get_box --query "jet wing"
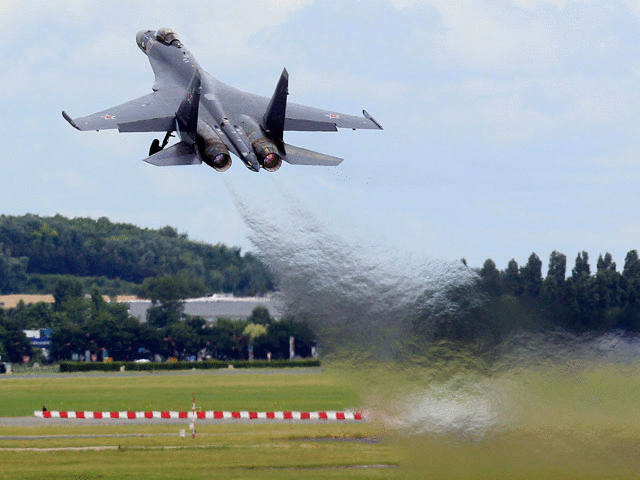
[214,78,382,133]
[62,90,181,133]
[284,105,382,132]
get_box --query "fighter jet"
[62,27,382,173]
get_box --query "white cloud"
[383,1,615,69]
[622,0,640,15]
[513,0,568,8]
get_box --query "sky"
[2,0,640,272]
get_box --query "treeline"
[0,277,314,364]
[473,250,640,336]
[406,250,640,354]
[0,214,274,296]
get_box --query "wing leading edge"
[62,91,180,133]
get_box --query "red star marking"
[103,115,115,120]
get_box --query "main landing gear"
[149,131,174,156]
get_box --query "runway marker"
[35,410,365,421]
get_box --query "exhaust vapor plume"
[225,178,480,356]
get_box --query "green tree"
[246,306,273,326]
[542,251,567,308]
[521,253,542,297]
[479,259,501,297]
[621,250,640,329]
[572,251,591,281]
[547,251,567,284]
[14,302,59,329]
[138,275,206,328]
[502,259,522,296]
[566,251,596,330]
[204,318,244,360]
[243,323,267,342]
[51,320,85,361]
[623,250,640,305]
[53,277,83,312]
[0,321,33,363]
[594,253,622,329]
[0,249,28,294]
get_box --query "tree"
[572,251,591,281]
[0,319,33,363]
[53,277,83,312]
[623,250,640,305]
[204,318,244,360]
[0,213,276,296]
[542,251,567,309]
[0,249,28,294]
[162,321,200,359]
[479,259,501,297]
[502,259,522,296]
[14,301,59,329]
[246,306,273,326]
[547,251,567,283]
[51,320,85,361]
[138,275,206,328]
[593,253,622,328]
[243,323,267,342]
[521,253,542,297]
[567,251,596,330]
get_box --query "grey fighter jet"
[62,27,382,173]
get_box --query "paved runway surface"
[1,416,364,427]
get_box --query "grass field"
[0,369,359,416]
[2,361,640,478]
[0,368,399,479]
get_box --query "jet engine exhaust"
[196,123,232,172]
[239,115,282,172]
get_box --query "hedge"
[59,359,321,373]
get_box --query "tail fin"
[175,69,202,145]
[263,68,288,148]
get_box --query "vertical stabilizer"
[263,68,289,148]
[175,69,202,145]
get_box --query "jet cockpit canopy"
[156,28,180,46]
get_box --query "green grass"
[0,370,359,416]
[2,360,640,478]
[0,424,398,480]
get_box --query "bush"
[59,358,320,373]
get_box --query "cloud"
[385,0,555,65]
[383,0,640,73]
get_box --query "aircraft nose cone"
[136,30,152,52]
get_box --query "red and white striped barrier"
[35,410,365,421]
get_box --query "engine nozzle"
[197,122,232,172]
[239,115,283,172]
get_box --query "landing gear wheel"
[149,139,161,156]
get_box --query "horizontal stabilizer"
[143,141,202,166]
[283,144,343,166]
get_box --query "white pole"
[191,393,196,439]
